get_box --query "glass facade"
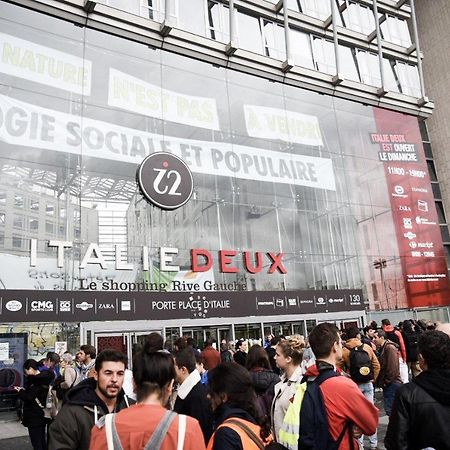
[0,1,448,361]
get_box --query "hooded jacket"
[18,369,54,428]
[48,378,133,450]
[250,368,280,396]
[382,324,407,361]
[385,369,450,450]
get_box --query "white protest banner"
[108,68,220,130]
[0,32,92,95]
[244,104,323,146]
[0,94,335,191]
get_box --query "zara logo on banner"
[137,152,193,210]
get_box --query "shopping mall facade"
[0,0,449,372]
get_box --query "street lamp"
[373,258,390,310]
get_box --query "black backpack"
[348,345,374,383]
[299,369,350,450]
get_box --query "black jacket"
[19,370,54,428]
[233,350,247,367]
[48,378,134,450]
[250,368,279,396]
[385,369,450,450]
[401,329,420,362]
[211,404,259,450]
[174,379,213,444]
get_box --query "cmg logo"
[137,152,193,210]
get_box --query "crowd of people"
[14,319,450,450]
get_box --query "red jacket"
[305,365,379,450]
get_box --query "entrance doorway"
[94,331,161,368]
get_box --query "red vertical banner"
[372,108,450,307]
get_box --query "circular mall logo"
[137,152,193,210]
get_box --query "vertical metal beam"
[226,0,238,55]
[282,0,293,72]
[373,0,387,96]
[330,0,342,84]
[409,0,427,103]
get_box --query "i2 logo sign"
[137,152,194,210]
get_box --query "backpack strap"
[223,418,265,450]
[143,410,177,450]
[177,414,186,450]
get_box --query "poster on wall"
[373,108,450,308]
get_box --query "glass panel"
[178,0,206,36]
[419,120,430,142]
[290,29,314,69]
[382,58,401,93]
[423,142,432,159]
[427,160,438,182]
[381,15,412,47]
[0,213,5,224]
[208,1,230,42]
[29,218,39,232]
[396,63,421,97]
[237,12,263,54]
[14,195,24,208]
[103,0,140,16]
[312,37,335,75]
[338,45,360,81]
[262,20,286,60]
[356,51,381,87]
[435,201,446,225]
[30,199,39,211]
[440,225,450,243]
[342,2,375,34]
[432,182,441,199]
[300,0,331,20]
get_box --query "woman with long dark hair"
[246,345,279,419]
[207,363,272,449]
[90,345,206,450]
[14,359,54,450]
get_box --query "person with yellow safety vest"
[206,363,273,450]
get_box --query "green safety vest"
[278,381,307,450]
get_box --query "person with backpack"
[297,323,378,450]
[341,327,380,450]
[207,363,273,449]
[90,347,205,450]
[52,352,81,406]
[14,359,54,450]
[246,344,280,420]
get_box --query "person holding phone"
[15,359,54,450]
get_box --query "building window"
[178,0,206,36]
[14,195,24,208]
[29,219,39,232]
[342,2,375,35]
[46,221,56,234]
[262,20,286,60]
[382,58,401,93]
[141,0,177,23]
[338,44,360,81]
[380,15,412,48]
[396,63,421,97]
[357,51,381,86]
[300,0,331,20]
[436,201,446,225]
[30,199,39,211]
[290,29,314,69]
[207,1,230,42]
[0,212,5,224]
[427,160,438,182]
[12,235,22,249]
[46,203,55,216]
[13,214,24,229]
[312,37,335,75]
[237,11,263,54]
